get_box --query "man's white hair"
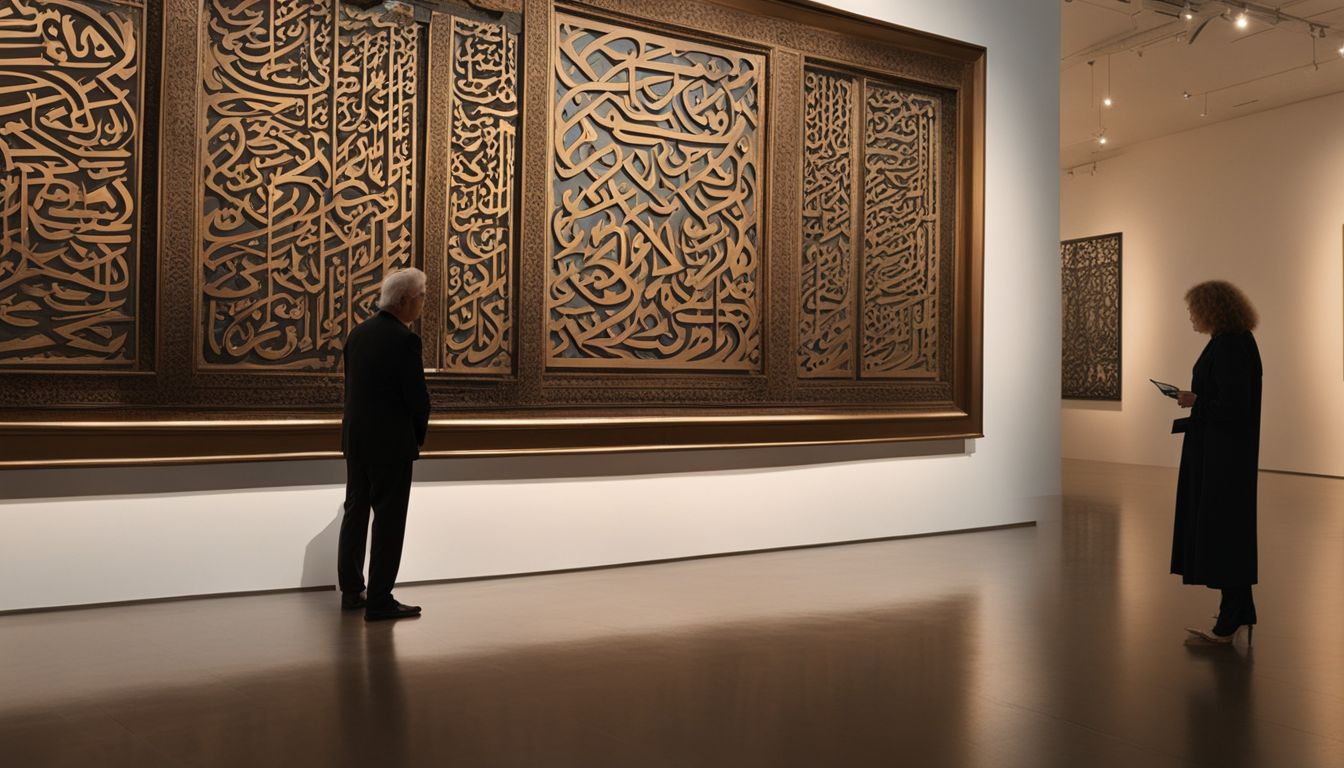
[377,268,426,310]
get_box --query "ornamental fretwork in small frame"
[0,0,985,466]
[1061,233,1122,401]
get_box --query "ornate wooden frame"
[0,0,984,467]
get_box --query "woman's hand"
[1177,391,1197,408]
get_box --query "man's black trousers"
[338,459,413,605]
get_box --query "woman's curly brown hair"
[1185,280,1258,334]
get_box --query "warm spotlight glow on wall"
[1235,12,1249,29]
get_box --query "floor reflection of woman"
[1171,280,1262,645]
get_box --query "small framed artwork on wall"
[1061,232,1122,401]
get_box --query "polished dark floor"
[3,460,1343,767]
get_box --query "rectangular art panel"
[798,67,942,381]
[443,16,518,375]
[199,0,418,370]
[798,68,855,379]
[0,0,144,368]
[861,81,940,379]
[548,11,764,371]
[1061,232,1122,400]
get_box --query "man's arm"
[401,333,431,446]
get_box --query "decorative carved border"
[0,0,985,467]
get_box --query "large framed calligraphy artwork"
[0,0,985,467]
[1061,233,1122,401]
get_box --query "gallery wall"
[0,0,1061,612]
[1061,89,1344,477]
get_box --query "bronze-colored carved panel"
[1061,233,1121,401]
[861,82,940,379]
[333,3,418,341]
[0,0,143,368]
[548,12,764,371]
[0,0,988,466]
[199,0,417,370]
[798,68,855,379]
[443,16,517,375]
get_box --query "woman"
[1172,280,1262,645]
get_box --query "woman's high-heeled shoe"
[1185,624,1254,646]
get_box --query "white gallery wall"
[1061,89,1344,477]
[0,0,1062,613]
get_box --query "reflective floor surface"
[2,460,1342,767]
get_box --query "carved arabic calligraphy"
[444,17,516,375]
[0,0,142,367]
[799,70,944,381]
[862,83,940,378]
[199,0,417,370]
[799,69,855,378]
[549,15,763,370]
[1061,233,1121,400]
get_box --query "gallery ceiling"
[1061,0,1344,168]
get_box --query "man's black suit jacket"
[341,310,431,462]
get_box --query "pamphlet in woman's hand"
[1150,379,1179,398]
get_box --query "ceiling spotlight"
[1098,135,1108,146]
[1183,90,1191,100]
[1184,11,1194,20]
[1103,96,1113,107]
[1339,43,1344,56]
[1235,12,1248,29]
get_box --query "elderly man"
[338,268,430,621]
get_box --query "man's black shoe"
[341,591,367,611]
[364,600,422,622]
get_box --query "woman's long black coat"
[1171,330,1262,587]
